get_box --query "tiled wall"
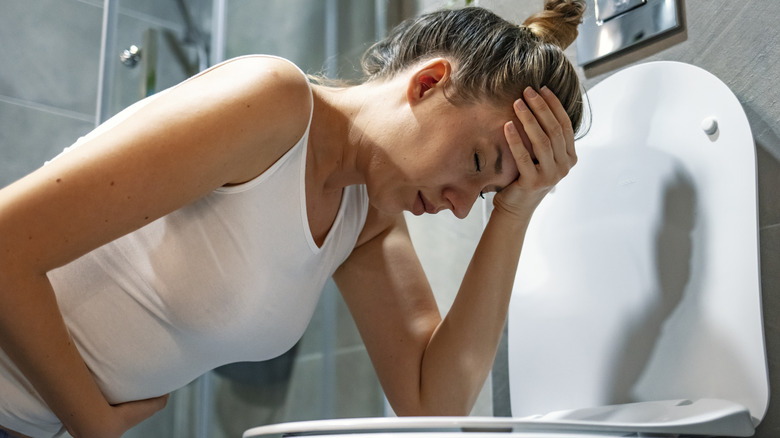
[0,0,101,188]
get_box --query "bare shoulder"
[208,56,312,116]
[161,56,314,184]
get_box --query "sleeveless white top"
[0,55,369,438]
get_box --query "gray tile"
[336,285,365,349]
[757,144,780,227]
[283,355,325,421]
[210,370,290,438]
[0,0,102,114]
[0,99,94,188]
[225,0,327,74]
[335,347,385,418]
[755,225,780,437]
[119,0,187,27]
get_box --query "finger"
[522,87,567,165]
[513,93,555,169]
[539,86,576,160]
[504,121,537,175]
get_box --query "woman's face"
[366,96,523,219]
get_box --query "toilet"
[243,61,768,437]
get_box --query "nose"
[442,186,480,219]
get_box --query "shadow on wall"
[606,162,695,403]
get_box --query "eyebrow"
[494,143,503,174]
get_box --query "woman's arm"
[0,56,311,437]
[334,86,576,415]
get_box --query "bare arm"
[0,56,311,437]
[334,86,576,415]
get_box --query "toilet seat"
[243,398,754,437]
[242,62,767,438]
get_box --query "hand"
[493,86,577,218]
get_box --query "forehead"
[448,100,515,145]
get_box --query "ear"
[406,58,452,105]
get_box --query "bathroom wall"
[0,0,208,189]
[0,0,100,188]
[468,1,780,436]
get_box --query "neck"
[308,79,404,194]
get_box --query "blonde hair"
[361,1,587,135]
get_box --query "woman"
[0,1,586,437]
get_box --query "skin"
[0,55,575,438]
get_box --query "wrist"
[490,197,537,225]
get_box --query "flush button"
[596,0,647,22]
[701,117,718,135]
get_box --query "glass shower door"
[97,0,212,124]
[91,1,392,438]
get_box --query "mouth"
[419,192,436,214]
[412,191,437,216]
[412,191,425,216]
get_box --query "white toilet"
[243,61,768,437]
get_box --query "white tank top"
[0,56,369,438]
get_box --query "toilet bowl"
[243,61,768,437]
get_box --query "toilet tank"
[506,61,769,425]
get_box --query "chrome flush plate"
[576,0,682,66]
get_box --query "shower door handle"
[119,28,158,98]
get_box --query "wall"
[0,0,100,188]
[472,1,779,436]
[0,0,206,189]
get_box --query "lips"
[412,191,425,216]
[421,192,437,214]
[412,191,439,215]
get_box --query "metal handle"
[120,45,141,67]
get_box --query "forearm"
[0,271,119,438]
[417,207,531,415]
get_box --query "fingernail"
[524,87,537,98]
[514,98,528,112]
[540,86,552,96]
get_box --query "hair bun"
[522,0,586,50]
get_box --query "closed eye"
[475,152,486,199]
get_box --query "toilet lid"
[506,61,767,428]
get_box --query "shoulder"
[169,56,313,184]
[202,56,312,125]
